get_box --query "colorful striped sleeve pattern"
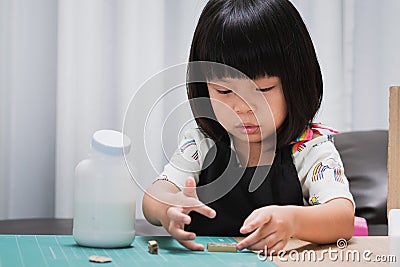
[291,123,355,209]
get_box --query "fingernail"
[184,217,191,224]
[210,210,216,218]
[237,244,243,250]
[190,234,196,240]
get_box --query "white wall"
[352,0,400,130]
[292,0,400,132]
[0,0,58,219]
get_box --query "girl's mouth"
[237,124,260,134]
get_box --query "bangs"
[192,0,285,81]
[188,0,323,147]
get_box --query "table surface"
[0,219,397,266]
[0,235,278,267]
[0,235,398,267]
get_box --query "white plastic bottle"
[73,129,136,248]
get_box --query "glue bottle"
[73,129,136,248]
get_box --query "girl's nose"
[234,96,254,114]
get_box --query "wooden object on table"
[148,240,159,254]
[388,86,400,215]
[88,255,112,263]
[207,243,237,252]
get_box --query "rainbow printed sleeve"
[291,123,355,208]
[157,128,215,188]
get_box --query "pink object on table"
[353,216,368,236]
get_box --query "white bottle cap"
[91,129,131,156]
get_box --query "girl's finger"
[237,227,273,250]
[241,210,258,228]
[240,212,272,234]
[177,194,217,219]
[250,240,286,256]
[168,221,196,240]
[190,204,216,219]
[178,240,205,251]
[167,206,192,224]
[267,240,287,255]
[246,232,281,252]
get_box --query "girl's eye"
[256,87,274,92]
[216,89,232,94]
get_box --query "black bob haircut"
[187,0,323,149]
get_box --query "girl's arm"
[237,198,354,252]
[291,198,354,243]
[142,179,180,227]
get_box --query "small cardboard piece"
[207,243,237,252]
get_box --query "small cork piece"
[148,240,159,254]
[207,243,237,252]
[88,255,112,263]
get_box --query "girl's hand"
[161,177,216,251]
[237,205,296,254]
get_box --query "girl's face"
[207,76,287,144]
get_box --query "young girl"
[142,0,355,253]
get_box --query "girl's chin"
[232,134,262,143]
[231,132,276,144]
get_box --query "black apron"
[185,142,304,236]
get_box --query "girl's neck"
[232,137,276,167]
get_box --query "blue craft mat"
[0,235,277,267]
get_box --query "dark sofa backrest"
[334,130,388,225]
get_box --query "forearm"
[142,180,180,226]
[292,198,354,244]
